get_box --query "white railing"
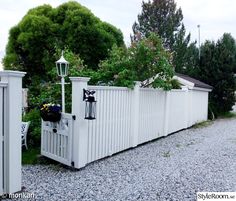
[41,113,74,166]
[0,71,25,196]
[42,77,210,169]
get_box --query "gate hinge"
[72,115,76,120]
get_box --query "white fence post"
[69,77,90,169]
[0,70,25,194]
[163,91,170,136]
[131,82,140,147]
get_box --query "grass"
[163,151,171,158]
[192,120,213,129]
[218,112,236,119]
[22,147,40,165]
[22,147,63,166]
[192,112,236,129]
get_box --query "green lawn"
[219,111,236,119]
[22,147,40,165]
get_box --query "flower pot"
[40,111,61,122]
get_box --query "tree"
[3,1,124,85]
[132,0,184,49]
[131,0,192,72]
[97,33,175,90]
[193,33,236,116]
[175,41,199,75]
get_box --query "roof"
[175,73,213,90]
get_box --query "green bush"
[97,33,175,90]
[170,79,181,89]
[23,108,41,147]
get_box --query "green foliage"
[23,49,90,146]
[176,42,199,75]
[132,0,183,49]
[132,0,193,73]
[22,147,40,164]
[97,33,175,90]
[4,1,124,86]
[170,79,181,89]
[192,33,236,116]
[192,120,213,129]
[22,108,41,146]
[218,112,236,119]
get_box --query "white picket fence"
[41,77,210,169]
[0,71,25,196]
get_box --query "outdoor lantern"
[56,51,69,77]
[55,51,69,113]
[83,89,96,120]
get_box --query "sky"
[1,0,236,70]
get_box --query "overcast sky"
[1,0,236,69]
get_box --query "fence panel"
[138,89,166,144]
[87,86,133,163]
[191,90,209,124]
[167,90,188,134]
[41,113,74,166]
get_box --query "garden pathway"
[7,118,236,200]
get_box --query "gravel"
[5,118,236,201]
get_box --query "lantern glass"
[56,63,61,76]
[85,100,96,120]
[56,52,69,77]
[61,63,66,76]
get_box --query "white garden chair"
[21,121,30,150]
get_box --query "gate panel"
[41,113,74,166]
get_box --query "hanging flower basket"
[40,103,62,122]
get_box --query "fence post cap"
[0,70,26,78]
[69,77,90,82]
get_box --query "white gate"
[41,113,74,166]
[0,83,7,195]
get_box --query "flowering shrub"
[40,103,62,122]
[40,103,61,113]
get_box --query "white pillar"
[131,82,140,147]
[69,77,90,169]
[0,70,26,194]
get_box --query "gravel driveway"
[7,118,236,201]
